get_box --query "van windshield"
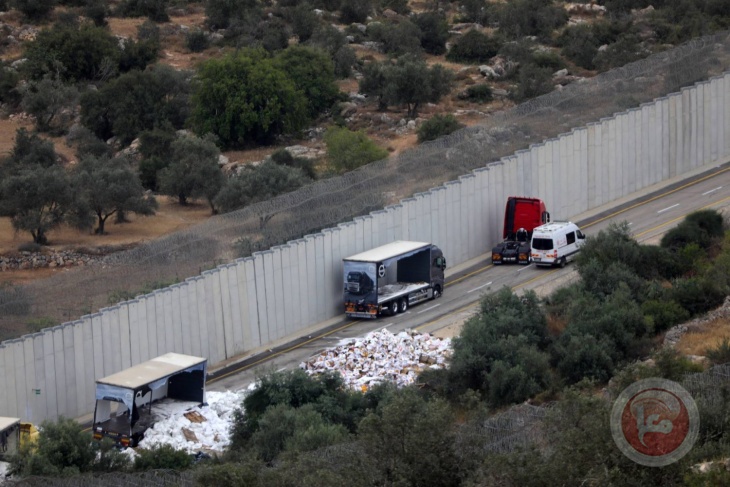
[532,238,554,250]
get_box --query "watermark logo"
[610,378,699,467]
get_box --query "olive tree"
[158,135,224,212]
[71,155,157,235]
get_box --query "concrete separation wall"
[1,72,729,424]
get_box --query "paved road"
[208,165,730,393]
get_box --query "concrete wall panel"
[40,333,57,418]
[273,249,288,340]
[313,233,326,324]
[243,258,261,349]
[21,337,35,420]
[2,342,17,416]
[176,284,192,356]
[231,260,250,352]
[275,247,293,338]
[217,267,233,357]
[207,270,226,361]
[61,324,76,417]
[118,302,131,370]
[106,306,121,374]
[193,277,210,362]
[31,334,47,421]
[209,270,225,363]
[128,300,141,365]
[0,345,7,415]
[252,252,270,345]
[168,285,183,354]
[183,280,201,358]
[304,235,318,326]
[322,231,336,320]
[71,320,87,418]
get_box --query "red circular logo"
[611,379,699,467]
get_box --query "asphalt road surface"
[207,164,730,394]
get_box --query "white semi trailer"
[343,241,446,319]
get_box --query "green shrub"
[115,0,170,22]
[270,148,317,179]
[366,20,422,57]
[531,50,565,71]
[446,29,502,63]
[11,0,56,21]
[417,114,463,143]
[554,333,615,384]
[340,0,371,23]
[324,126,388,172]
[185,29,209,52]
[333,45,357,79]
[670,277,727,316]
[412,12,449,55]
[462,84,493,103]
[84,0,108,27]
[0,64,21,108]
[10,417,97,477]
[459,0,494,25]
[510,63,554,101]
[379,0,409,15]
[641,299,690,333]
[638,244,687,280]
[485,345,552,406]
[288,2,319,43]
[557,23,599,70]
[593,34,646,71]
[705,338,730,366]
[498,0,568,41]
[26,316,57,332]
[133,444,192,471]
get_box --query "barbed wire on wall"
[1,31,729,334]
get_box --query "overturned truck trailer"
[92,353,207,447]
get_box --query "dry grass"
[674,318,730,356]
[546,314,568,337]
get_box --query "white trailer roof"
[96,353,206,390]
[0,417,20,431]
[344,241,431,263]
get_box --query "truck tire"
[389,300,399,315]
[400,298,408,313]
[559,257,566,268]
[432,285,442,299]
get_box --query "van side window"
[577,230,585,239]
[566,232,576,245]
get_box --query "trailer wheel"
[389,300,399,315]
[400,298,408,313]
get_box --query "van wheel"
[389,300,399,315]
[400,298,408,313]
[559,257,566,268]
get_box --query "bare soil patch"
[0,196,211,284]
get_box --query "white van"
[530,221,585,267]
